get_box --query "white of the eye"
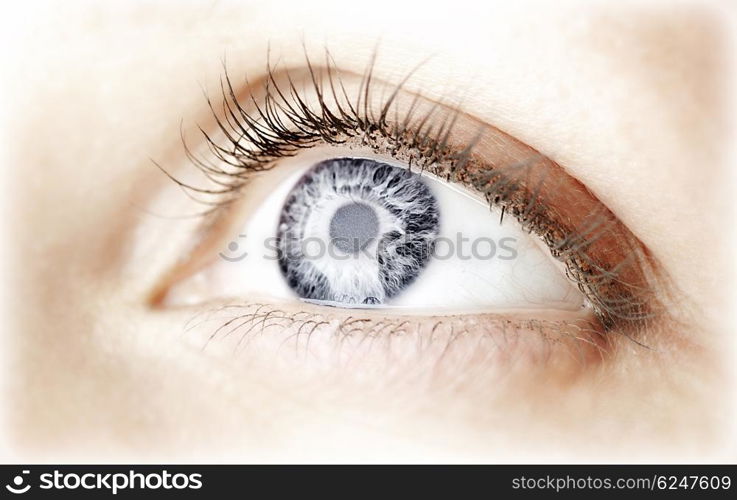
[164,151,585,314]
[162,161,306,307]
[386,175,585,312]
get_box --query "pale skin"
[3,0,736,461]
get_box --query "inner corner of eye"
[162,154,587,315]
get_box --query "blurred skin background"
[1,0,736,462]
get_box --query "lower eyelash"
[182,301,612,374]
[162,47,664,334]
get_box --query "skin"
[2,0,736,461]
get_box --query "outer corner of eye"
[159,153,588,320]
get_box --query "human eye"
[148,49,662,367]
[172,153,584,314]
[12,2,731,462]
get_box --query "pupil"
[329,202,379,253]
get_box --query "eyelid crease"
[162,47,666,336]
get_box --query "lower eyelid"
[177,300,610,381]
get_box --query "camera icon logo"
[5,470,31,494]
[219,233,249,262]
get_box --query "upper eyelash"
[162,46,664,335]
[175,53,469,199]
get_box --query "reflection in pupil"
[329,202,379,253]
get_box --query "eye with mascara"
[167,150,587,314]
[156,51,662,360]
